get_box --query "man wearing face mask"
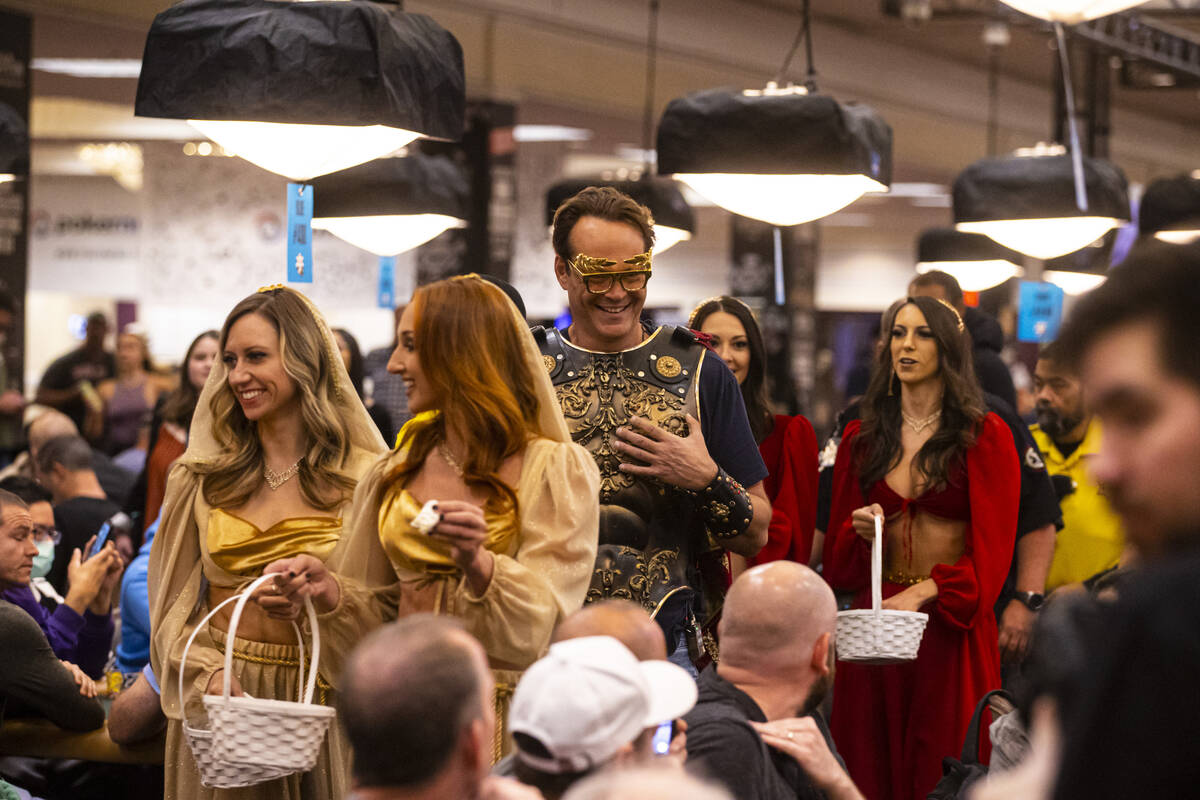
[1031,341,1125,593]
[0,475,121,678]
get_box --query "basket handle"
[179,580,306,710]
[222,573,322,705]
[870,513,883,620]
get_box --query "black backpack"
[927,689,1014,800]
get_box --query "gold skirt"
[164,630,347,800]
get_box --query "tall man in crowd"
[535,187,769,670]
[986,242,1200,800]
[35,312,113,439]
[1031,341,1125,592]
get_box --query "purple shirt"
[0,585,113,678]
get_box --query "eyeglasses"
[33,525,61,545]
[568,252,653,295]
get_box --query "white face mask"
[32,539,55,579]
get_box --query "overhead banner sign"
[1017,280,1065,343]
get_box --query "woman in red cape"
[690,296,819,567]
[824,296,1018,800]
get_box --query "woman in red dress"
[689,296,818,566]
[823,296,1018,800]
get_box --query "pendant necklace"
[901,409,941,434]
[264,458,303,490]
[438,443,465,478]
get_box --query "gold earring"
[887,368,895,396]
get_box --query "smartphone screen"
[89,522,111,558]
[652,720,674,755]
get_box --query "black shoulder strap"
[961,689,1014,764]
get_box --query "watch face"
[1022,592,1045,611]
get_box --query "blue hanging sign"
[1017,281,1064,343]
[378,256,396,308]
[287,183,313,283]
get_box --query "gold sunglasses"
[568,252,653,295]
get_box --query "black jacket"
[963,307,1017,412]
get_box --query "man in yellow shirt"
[1031,342,1124,592]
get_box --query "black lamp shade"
[135,0,465,140]
[953,154,1129,224]
[312,154,468,219]
[656,88,891,183]
[1139,173,1200,235]
[917,228,1022,264]
[0,103,28,175]
[544,178,695,234]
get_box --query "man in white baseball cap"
[507,635,697,799]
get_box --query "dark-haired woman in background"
[823,296,1019,800]
[689,296,819,566]
[333,328,392,443]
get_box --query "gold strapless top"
[207,508,342,577]
[379,487,517,575]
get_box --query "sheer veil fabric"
[317,277,599,685]
[149,287,387,723]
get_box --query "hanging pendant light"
[545,177,694,254]
[658,84,890,228]
[310,154,469,257]
[997,1,1149,24]
[915,228,1024,292]
[1139,172,1200,245]
[656,0,890,227]
[135,0,465,181]
[953,147,1129,260]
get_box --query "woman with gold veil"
[262,275,600,760]
[149,286,386,800]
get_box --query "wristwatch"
[1014,591,1045,612]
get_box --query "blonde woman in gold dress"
[262,275,600,760]
[149,286,385,800]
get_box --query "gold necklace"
[901,409,942,434]
[438,443,465,477]
[263,458,302,490]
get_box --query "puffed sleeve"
[929,413,1019,630]
[750,415,819,566]
[822,421,872,592]
[447,438,600,668]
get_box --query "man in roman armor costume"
[535,187,769,670]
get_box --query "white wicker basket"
[203,573,336,771]
[179,590,298,788]
[836,514,928,663]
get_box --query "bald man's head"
[553,599,667,661]
[28,410,79,454]
[719,562,837,676]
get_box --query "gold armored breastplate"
[535,325,708,619]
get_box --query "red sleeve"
[750,415,819,566]
[928,412,1019,630]
[822,420,872,591]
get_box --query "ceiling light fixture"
[915,228,1024,291]
[997,1,1149,24]
[134,0,465,182]
[657,0,890,227]
[1139,172,1200,245]
[311,154,469,257]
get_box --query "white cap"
[508,636,697,774]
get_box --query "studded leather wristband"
[696,467,754,540]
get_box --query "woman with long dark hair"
[823,295,1019,800]
[689,296,818,565]
[332,327,392,442]
[260,275,600,760]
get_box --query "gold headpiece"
[933,297,967,332]
[257,283,285,293]
[687,295,756,329]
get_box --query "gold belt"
[213,639,333,705]
[883,569,930,586]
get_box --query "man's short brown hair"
[550,186,655,262]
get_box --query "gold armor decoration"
[655,355,682,379]
[542,354,556,374]
[586,546,680,612]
